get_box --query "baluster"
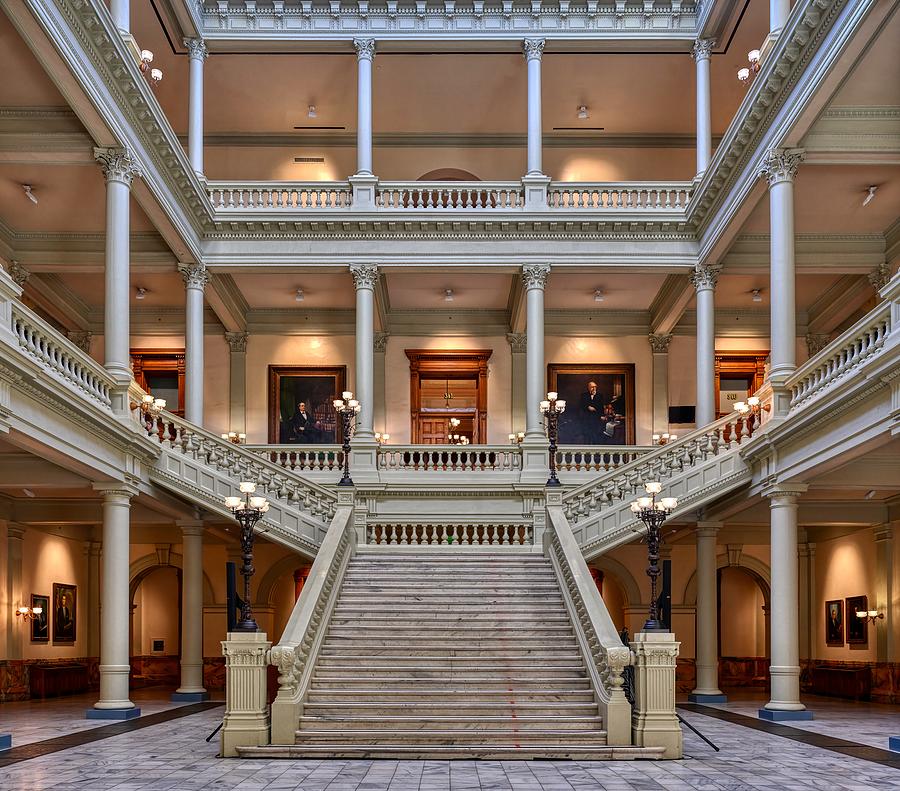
[500,525,510,546]
[399,523,408,545]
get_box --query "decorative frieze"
[521,263,550,290]
[93,147,142,186]
[648,333,672,354]
[225,331,249,353]
[180,263,211,290]
[350,262,379,290]
[758,148,805,187]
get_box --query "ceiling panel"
[230,271,355,309]
[386,272,512,310]
[544,272,666,311]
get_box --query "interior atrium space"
[0,0,899,788]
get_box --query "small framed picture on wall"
[52,583,77,644]
[825,599,844,646]
[846,595,868,645]
[31,593,49,643]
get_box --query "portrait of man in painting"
[825,599,844,646]
[52,583,77,644]
[548,364,636,446]
[268,366,347,444]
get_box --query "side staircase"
[240,550,662,759]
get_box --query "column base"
[0,733,11,751]
[171,691,209,702]
[758,708,813,721]
[85,707,142,720]
[889,736,900,752]
[688,693,728,703]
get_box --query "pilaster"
[5,524,25,661]
[225,332,249,435]
[507,332,527,435]
[874,523,895,663]
[648,333,671,436]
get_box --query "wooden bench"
[29,663,89,699]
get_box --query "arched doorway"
[417,168,481,182]
[718,566,770,689]
[130,565,182,687]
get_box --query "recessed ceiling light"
[444,289,454,303]
[594,289,604,303]
[135,287,147,300]
[752,289,762,303]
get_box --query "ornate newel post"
[220,631,272,757]
[630,633,683,759]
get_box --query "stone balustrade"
[377,444,521,472]
[547,182,693,210]
[10,304,113,409]
[249,445,345,472]
[787,279,897,410]
[555,446,649,472]
[367,522,532,547]
[376,181,524,210]
[207,182,353,210]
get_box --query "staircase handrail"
[142,410,339,520]
[562,409,749,522]
[269,501,355,744]
[544,499,632,746]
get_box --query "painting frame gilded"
[825,599,844,646]
[547,363,636,446]
[268,365,347,444]
[52,582,77,644]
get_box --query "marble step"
[303,702,600,717]
[331,605,566,616]
[298,715,604,732]
[335,596,565,608]
[342,579,559,588]
[237,744,663,760]
[326,624,573,636]
[306,689,597,703]
[291,729,609,746]
[345,570,557,580]
[313,662,587,676]
[309,678,593,691]
[327,616,570,628]
[320,639,579,651]
[312,668,588,682]
[317,650,583,662]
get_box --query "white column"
[770,0,790,34]
[5,524,25,661]
[761,483,811,720]
[353,39,375,176]
[523,39,545,176]
[185,39,208,177]
[520,264,550,481]
[649,334,671,435]
[350,263,378,440]
[760,148,804,416]
[89,484,140,719]
[173,522,208,701]
[181,264,209,425]
[225,332,248,435]
[692,265,718,427]
[94,148,141,415]
[692,39,714,177]
[690,523,726,702]
[111,0,129,32]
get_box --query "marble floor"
[1,689,899,790]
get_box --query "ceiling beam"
[721,234,886,274]
[373,271,391,333]
[648,274,694,336]
[0,454,89,488]
[806,274,874,335]
[508,272,526,334]
[26,273,91,331]
[205,273,248,333]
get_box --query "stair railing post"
[220,631,272,757]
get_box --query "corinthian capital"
[691,38,715,62]
[521,263,550,290]
[868,262,891,292]
[523,38,545,62]
[225,331,249,353]
[353,38,376,61]
[180,263,210,290]
[690,265,719,292]
[184,38,209,61]
[94,147,142,186]
[350,263,379,290]
[758,148,805,187]
[8,260,29,287]
[648,333,672,354]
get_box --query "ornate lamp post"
[333,391,361,487]
[224,482,269,632]
[630,482,677,632]
[539,391,566,487]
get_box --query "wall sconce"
[221,432,246,445]
[139,49,163,86]
[856,609,884,625]
[652,433,676,446]
[375,432,390,444]
[737,49,761,84]
[16,605,43,622]
[509,431,525,445]
[133,394,166,419]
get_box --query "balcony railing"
[547,182,692,210]
[376,181,524,210]
[207,182,353,210]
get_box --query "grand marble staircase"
[242,550,660,759]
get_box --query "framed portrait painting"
[52,583,76,644]
[268,366,347,444]
[31,593,49,643]
[846,595,868,645]
[547,364,636,446]
[825,599,844,646]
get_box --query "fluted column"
[692,39,714,177]
[185,38,208,177]
[523,39,545,176]
[760,148,804,416]
[225,332,248,435]
[692,265,718,427]
[351,263,378,440]
[761,483,812,721]
[94,148,141,415]
[354,39,375,176]
[173,522,208,701]
[88,484,140,719]
[649,334,671,436]
[181,264,209,425]
[690,523,726,702]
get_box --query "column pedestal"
[221,631,271,757]
[630,631,683,759]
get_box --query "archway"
[587,556,641,634]
[417,168,481,182]
[130,565,181,687]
